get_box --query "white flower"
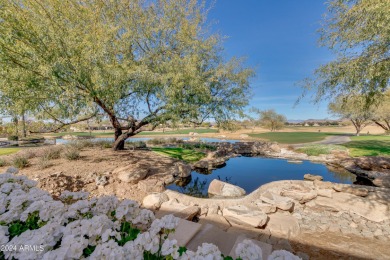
[115,199,139,219]
[0,225,9,245]
[123,240,143,260]
[194,243,222,259]
[88,240,125,260]
[268,250,302,260]
[161,238,179,258]
[91,196,119,216]
[135,231,160,254]
[235,239,263,260]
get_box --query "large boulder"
[193,157,227,170]
[142,193,169,210]
[260,191,294,211]
[372,176,390,188]
[223,205,268,228]
[138,178,165,192]
[160,199,200,220]
[266,213,301,239]
[113,164,149,184]
[208,179,246,197]
[173,162,192,178]
[280,184,317,203]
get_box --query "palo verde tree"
[251,108,286,132]
[302,0,390,103]
[0,0,254,150]
[328,95,372,136]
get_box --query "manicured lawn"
[296,144,348,156]
[45,132,113,137]
[151,147,205,162]
[139,128,218,135]
[341,135,390,157]
[45,128,217,137]
[248,132,339,144]
[0,148,21,156]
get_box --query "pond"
[167,156,356,197]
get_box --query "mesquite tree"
[0,0,254,150]
[328,95,372,136]
[302,0,390,103]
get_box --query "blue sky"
[206,0,335,120]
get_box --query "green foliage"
[0,0,253,149]
[116,222,141,246]
[94,140,114,149]
[303,0,390,102]
[178,142,217,151]
[8,212,46,239]
[147,138,184,146]
[152,147,205,162]
[249,132,334,144]
[82,245,96,257]
[11,155,29,169]
[7,135,18,141]
[251,109,286,131]
[328,95,372,135]
[127,141,147,150]
[296,144,348,156]
[177,177,208,198]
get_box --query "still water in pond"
[167,156,356,197]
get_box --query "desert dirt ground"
[0,148,180,203]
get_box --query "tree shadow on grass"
[343,141,390,156]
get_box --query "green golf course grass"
[248,132,340,144]
[151,147,205,163]
[342,135,390,157]
[0,147,21,156]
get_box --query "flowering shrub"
[0,172,301,260]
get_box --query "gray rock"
[138,178,165,192]
[142,193,169,210]
[280,185,317,203]
[173,162,192,178]
[95,176,108,186]
[223,205,268,228]
[114,164,149,184]
[260,191,294,211]
[208,179,246,197]
[304,174,323,181]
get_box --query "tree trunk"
[112,127,125,150]
[13,116,18,136]
[22,113,27,138]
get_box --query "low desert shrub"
[37,157,53,169]
[11,156,29,169]
[63,146,80,160]
[0,158,8,167]
[7,135,18,141]
[39,146,62,160]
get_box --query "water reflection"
[167,156,357,196]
